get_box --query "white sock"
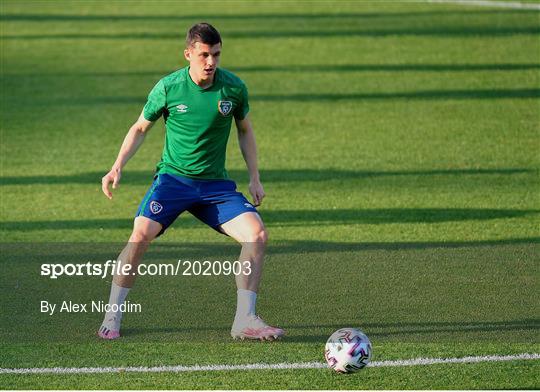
[102,282,130,329]
[234,289,257,325]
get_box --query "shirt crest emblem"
[150,201,163,214]
[218,100,233,116]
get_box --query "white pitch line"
[1,353,539,375]
[368,353,540,367]
[427,0,540,10]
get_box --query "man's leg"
[98,216,162,339]
[219,212,284,340]
[220,212,267,292]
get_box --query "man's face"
[184,41,221,82]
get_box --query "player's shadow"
[121,325,228,335]
[278,319,540,343]
[119,318,539,343]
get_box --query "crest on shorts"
[150,201,163,214]
[218,100,233,116]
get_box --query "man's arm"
[236,114,265,206]
[102,111,155,199]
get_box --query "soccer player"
[98,23,284,341]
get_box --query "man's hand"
[102,167,122,199]
[249,179,265,207]
[101,111,154,200]
[236,115,264,206]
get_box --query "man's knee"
[245,226,268,244]
[129,229,155,243]
[129,217,162,243]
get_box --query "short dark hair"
[186,23,222,47]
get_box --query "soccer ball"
[324,328,372,373]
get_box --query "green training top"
[143,66,249,179]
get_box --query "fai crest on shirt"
[150,201,163,214]
[218,100,233,116]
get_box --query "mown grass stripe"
[427,0,540,10]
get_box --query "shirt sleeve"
[143,79,166,121]
[234,83,250,120]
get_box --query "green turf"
[1,0,539,389]
[1,360,539,390]
[1,343,539,389]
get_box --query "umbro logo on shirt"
[176,104,188,113]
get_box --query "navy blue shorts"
[136,173,258,235]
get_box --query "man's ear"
[183,48,191,61]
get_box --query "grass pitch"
[1,0,539,389]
